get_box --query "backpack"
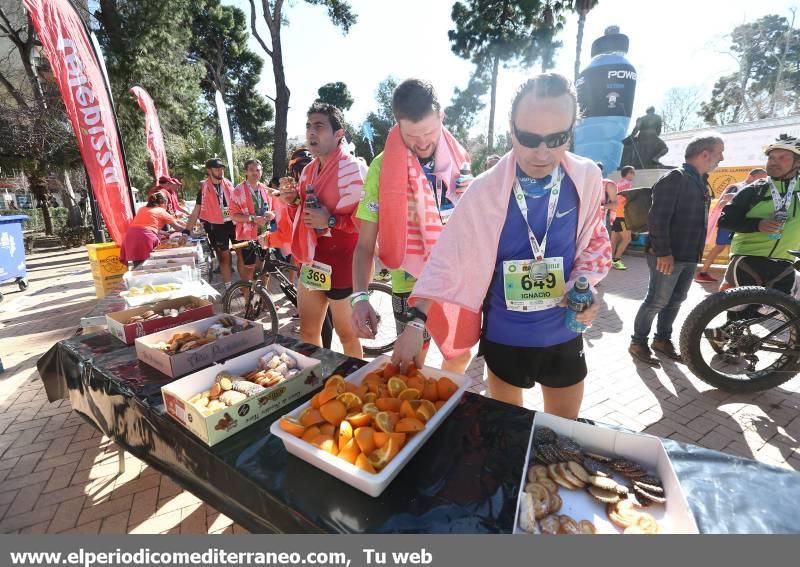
[622,187,652,233]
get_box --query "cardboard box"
[123,265,195,290]
[162,345,323,446]
[149,245,201,261]
[513,413,699,534]
[106,296,215,345]
[141,256,196,269]
[270,355,470,498]
[135,314,264,378]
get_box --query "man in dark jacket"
[629,135,724,367]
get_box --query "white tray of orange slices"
[270,355,469,497]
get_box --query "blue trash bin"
[0,215,30,300]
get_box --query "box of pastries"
[106,296,214,345]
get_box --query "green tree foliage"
[699,13,800,125]
[248,0,357,178]
[448,0,570,151]
[444,68,489,145]
[317,81,354,111]
[190,0,274,147]
[573,1,599,82]
[94,0,205,190]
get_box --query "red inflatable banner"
[23,0,133,243]
[130,86,169,182]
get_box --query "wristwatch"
[249,214,255,223]
[327,215,337,228]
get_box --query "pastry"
[536,477,559,496]
[529,483,551,520]
[209,383,222,400]
[606,500,642,530]
[548,493,562,514]
[558,515,581,535]
[587,485,621,504]
[219,390,247,406]
[588,475,619,492]
[518,493,538,533]
[528,464,548,482]
[578,520,596,534]
[539,515,560,535]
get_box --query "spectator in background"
[78,190,87,215]
[630,136,723,367]
[695,167,768,283]
[8,200,18,210]
[48,196,59,208]
[610,165,636,270]
[597,162,617,233]
[485,154,501,169]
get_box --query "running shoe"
[694,272,718,283]
[612,259,627,270]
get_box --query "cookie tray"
[513,412,699,534]
[270,355,469,498]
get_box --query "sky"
[228,0,799,140]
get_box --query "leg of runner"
[441,351,471,374]
[296,284,329,347]
[328,298,363,358]
[541,382,583,420]
[486,368,523,407]
[217,249,233,285]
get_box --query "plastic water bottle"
[455,163,472,195]
[769,210,788,240]
[565,277,594,333]
[573,26,637,171]
[304,185,324,234]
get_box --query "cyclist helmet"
[764,134,800,156]
[288,148,313,180]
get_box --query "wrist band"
[407,320,426,332]
[350,292,370,306]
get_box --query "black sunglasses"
[512,123,573,149]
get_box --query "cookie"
[588,475,619,492]
[610,458,641,473]
[578,520,596,534]
[558,515,581,535]
[582,456,612,477]
[536,444,559,465]
[539,515,560,535]
[537,477,559,496]
[567,461,591,484]
[556,438,583,461]
[633,480,664,495]
[558,462,586,489]
[587,485,621,504]
[606,500,642,530]
[632,512,660,534]
[533,427,557,445]
[209,382,222,400]
[548,464,579,490]
[528,465,548,483]
[620,466,648,478]
[637,475,662,487]
[548,493,562,514]
[633,484,667,505]
[218,377,233,391]
[585,451,613,463]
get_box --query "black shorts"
[481,336,587,389]
[326,288,352,301]
[205,221,236,252]
[611,218,628,233]
[392,291,431,343]
[236,244,257,266]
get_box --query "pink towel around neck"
[410,151,613,360]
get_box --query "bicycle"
[222,240,397,356]
[679,251,800,392]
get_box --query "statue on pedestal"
[621,106,669,169]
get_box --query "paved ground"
[0,245,798,534]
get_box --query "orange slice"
[325,374,346,391]
[301,425,321,443]
[318,386,340,406]
[310,392,322,409]
[421,379,439,402]
[435,400,446,411]
[278,416,306,437]
[374,411,398,433]
[382,363,399,378]
[338,420,353,448]
[337,437,360,464]
[362,402,379,416]
[363,392,377,404]
[336,392,363,412]
[396,417,425,433]
[354,426,376,455]
[398,388,421,401]
[375,397,402,412]
[406,376,425,391]
[299,408,325,427]
[416,399,436,423]
[311,434,337,455]
[355,453,376,473]
[374,431,406,449]
[387,377,407,398]
[400,399,421,419]
[436,376,458,401]
[367,435,401,470]
[346,411,373,427]
[319,423,335,437]
[320,400,347,426]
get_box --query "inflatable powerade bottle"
[573,26,637,171]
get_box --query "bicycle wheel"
[362,282,397,356]
[679,286,800,392]
[223,280,279,336]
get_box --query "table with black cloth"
[37,316,800,533]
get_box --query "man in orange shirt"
[611,165,636,270]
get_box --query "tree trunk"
[62,169,82,227]
[575,13,587,82]
[487,54,500,153]
[271,36,290,176]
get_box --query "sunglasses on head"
[512,123,573,149]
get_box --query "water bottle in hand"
[305,185,325,234]
[565,276,594,333]
[769,210,788,240]
[455,163,472,196]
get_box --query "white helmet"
[764,134,800,156]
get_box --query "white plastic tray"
[270,355,469,497]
